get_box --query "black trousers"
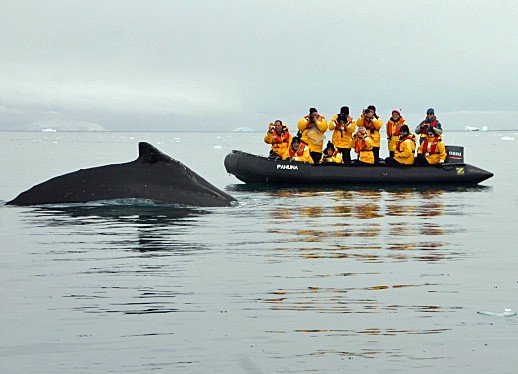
[310,151,322,164]
[336,147,352,164]
[373,147,380,164]
[415,154,430,165]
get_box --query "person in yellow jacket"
[353,127,375,165]
[264,120,291,158]
[416,126,447,164]
[385,125,416,166]
[320,141,343,164]
[282,137,313,164]
[297,107,328,164]
[328,106,355,164]
[386,109,407,157]
[356,105,383,163]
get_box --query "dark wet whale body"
[7,142,236,207]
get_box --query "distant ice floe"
[477,308,517,317]
[25,119,108,131]
[465,125,488,131]
[501,136,515,141]
[232,127,255,132]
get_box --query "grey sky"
[1,0,517,131]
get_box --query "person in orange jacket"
[356,105,382,163]
[416,126,447,164]
[386,109,407,157]
[282,136,313,164]
[297,107,328,164]
[328,106,356,164]
[385,125,416,166]
[353,127,375,165]
[264,120,291,158]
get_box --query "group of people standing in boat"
[264,106,446,166]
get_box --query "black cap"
[309,108,318,114]
[340,106,349,116]
[400,124,410,133]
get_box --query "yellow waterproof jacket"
[282,143,314,164]
[394,135,416,165]
[328,114,356,149]
[297,115,328,153]
[417,136,447,164]
[320,151,343,164]
[353,135,375,164]
[386,118,407,152]
[264,125,291,157]
[356,116,383,147]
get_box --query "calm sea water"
[1,130,517,373]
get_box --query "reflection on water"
[14,203,213,315]
[22,203,210,254]
[261,188,463,263]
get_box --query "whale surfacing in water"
[7,142,236,207]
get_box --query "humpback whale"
[6,142,236,207]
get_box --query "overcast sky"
[1,0,517,131]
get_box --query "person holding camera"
[328,106,356,164]
[356,105,383,164]
[264,120,291,158]
[296,107,328,164]
[415,108,443,144]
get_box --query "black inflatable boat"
[224,147,493,186]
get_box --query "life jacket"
[354,138,367,153]
[419,118,438,134]
[271,128,290,144]
[421,137,440,154]
[288,142,307,157]
[387,118,405,137]
[363,117,378,133]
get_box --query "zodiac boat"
[224,146,493,186]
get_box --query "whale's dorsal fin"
[137,142,175,164]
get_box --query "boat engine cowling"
[445,145,464,163]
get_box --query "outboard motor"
[445,145,464,163]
